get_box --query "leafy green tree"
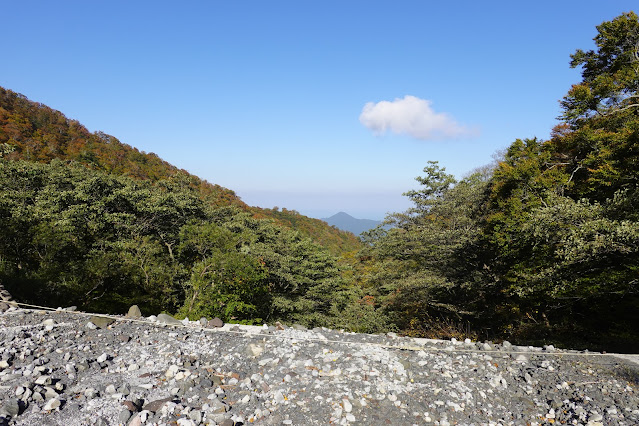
[561,12,639,125]
[361,163,491,337]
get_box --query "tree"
[561,12,639,125]
[360,163,491,337]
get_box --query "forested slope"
[0,86,372,330]
[0,86,360,255]
[358,12,639,352]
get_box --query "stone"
[143,397,173,413]
[273,390,285,404]
[126,305,142,319]
[165,364,180,378]
[207,317,224,328]
[156,313,182,326]
[513,354,529,363]
[118,409,132,424]
[1,399,21,417]
[122,400,138,412]
[84,388,99,399]
[89,315,115,329]
[34,375,51,385]
[128,414,143,426]
[42,397,61,411]
[43,386,58,399]
[189,409,203,423]
[247,343,264,357]
[207,397,229,413]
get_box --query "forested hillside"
[0,85,369,329]
[0,159,383,330]
[358,12,639,352]
[0,86,360,255]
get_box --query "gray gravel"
[0,306,638,425]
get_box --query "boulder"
[126,305,143,319]
[207,317,224,328]
[156,313,182,326]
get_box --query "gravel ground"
[0,306,638,425]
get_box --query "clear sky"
[3,1,637,220]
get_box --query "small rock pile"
[0,305,637,425]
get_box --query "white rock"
[43,398,61,411]
[247,343,264,357]
[35,375,50,385]
[274,390,285,404]
[165,364,180,378]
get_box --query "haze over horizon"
[3,1,637,220]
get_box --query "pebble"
[0,307,635,425]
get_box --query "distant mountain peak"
[331,211,354,218]
[321,212,381,236]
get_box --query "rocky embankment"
[0,305,638,426]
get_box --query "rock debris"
[0,306,637,425]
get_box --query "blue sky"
[3,1,637,220]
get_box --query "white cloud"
[359,95,477,141]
